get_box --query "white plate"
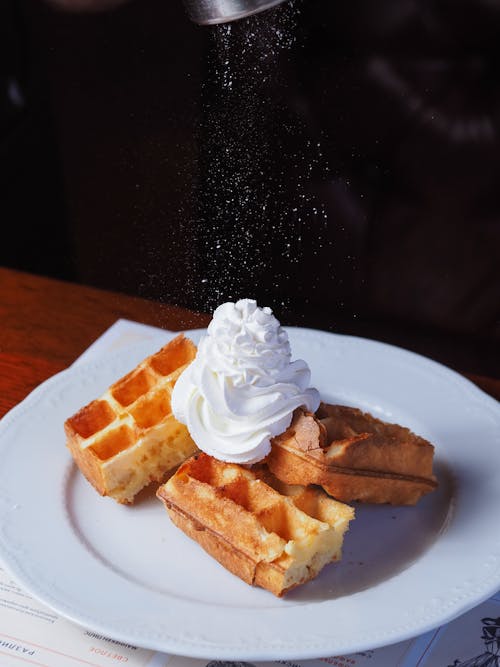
[0,328,499,660]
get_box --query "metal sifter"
[183,0,288,25]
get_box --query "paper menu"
[0,318,499,667]
[0,565,167,667]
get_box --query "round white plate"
[0,328,499,660]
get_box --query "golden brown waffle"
[267,404,437,505]
[156,452,354,596]
[65,334,198,504]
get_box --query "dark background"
[1,0,499,377]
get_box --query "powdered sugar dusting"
[191,0,332,316]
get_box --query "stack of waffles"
[65,335,436,595]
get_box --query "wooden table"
[0,267,210,418]
[0,266,498,420]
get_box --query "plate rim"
[0,327,499,659]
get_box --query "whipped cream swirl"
[171,299,320,464]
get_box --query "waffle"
[156,452,354,596]
[266,404,437,505]
[65,334,198,504]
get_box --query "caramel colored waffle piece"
[157,453,354,596]
[267,404,437,505]
[65,334,198,503]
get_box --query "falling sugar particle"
[190,0,333,318]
